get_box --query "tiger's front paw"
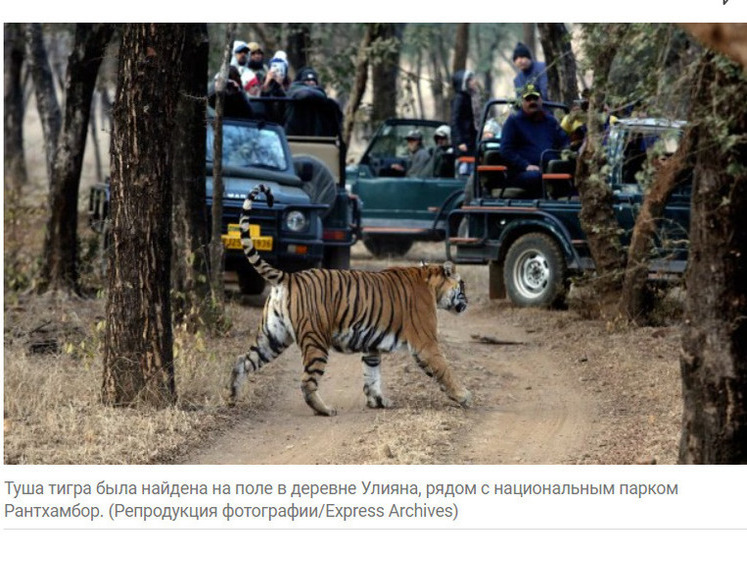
[449,388,472,408]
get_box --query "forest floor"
[180,242,683,465]
[4,240,683,465]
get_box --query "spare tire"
[293,154,337,217]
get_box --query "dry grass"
[3,287,265,465]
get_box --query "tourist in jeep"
[427,125,456,178]
[500,84,568,197]
[511,42,548,101]
[391,129,431,178]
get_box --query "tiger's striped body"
[229,184,471,416]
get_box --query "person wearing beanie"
[287,67,327,100]
[512,41,549,101]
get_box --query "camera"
[270,61,285,80]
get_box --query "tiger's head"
[424,261,468,314]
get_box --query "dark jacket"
[500,108,568,173]
[513,60,549,101]
[450,70,478,155]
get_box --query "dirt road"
[183,243,682,465]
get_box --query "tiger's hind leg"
[228,307,292,405]
[362,353,392,408]
[299,343,337,416]
[410,343,472,407]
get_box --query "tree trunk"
[4,23,28,195]
[371,23,404,126]
[522,23,536,58]
[618,126,693,323]
[342,24,373,149]
[172,24,213,331]
[103,24,188,408]
[286,23,312,72]
[88,95,103,182]
[575,129,626,302]
[451,23,469,76]
[680,23,747,69]
[37,23,114,295]
[25,23,61,184]
[537,23,578,104]
[208,24,237,315]
[427,30,446,121]
[679,51,747,463]
[573,24,630,317]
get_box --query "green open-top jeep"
[346,118,466,257]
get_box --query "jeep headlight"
[285,210,308,232]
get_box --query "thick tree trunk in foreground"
[103,24,187,407]
[679,52,747,463]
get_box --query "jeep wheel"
[363,236,413,258]
[323,245,351,270]
[504,232,566,308]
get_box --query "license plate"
[222,224,273,251]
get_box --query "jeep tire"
[504,232,566,308]
[363,236,413,258]
[236,262,266,295]
[323,245,351,270]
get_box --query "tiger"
[228,184,472,416]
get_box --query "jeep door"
[352,119,465,238]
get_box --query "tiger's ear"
[420,260,428,267]
[442,261,456,278]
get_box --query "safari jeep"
[207,95,359,293]
[446,98,690,307]
[90,95,360,294]
[347,118,466,257]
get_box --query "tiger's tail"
[239,184,285,286]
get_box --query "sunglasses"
[524,95,539,101]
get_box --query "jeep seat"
[543,159,576,199]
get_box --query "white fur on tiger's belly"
[331,329,404,354]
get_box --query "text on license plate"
[222,223,273,251]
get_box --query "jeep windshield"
[366,121,446,162]
[206,121,288,171]
[606,119,686,193]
